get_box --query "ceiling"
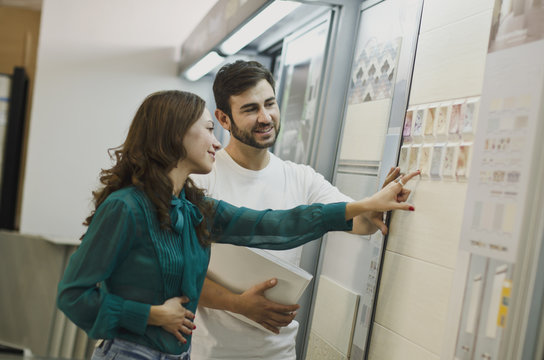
[0,0,42,11]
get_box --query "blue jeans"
[91,338,190,360]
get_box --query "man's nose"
[257,107,272,123]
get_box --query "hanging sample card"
[456,143,472,181]
[442,144,458,179]
[462,99,479,136]
[430,143,445,179]
[435,104,450,137]
[419,144,432,178]
[424,107,436,137]
[459,39,544,262]
[402,108,414,141]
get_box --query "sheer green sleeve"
[57,198,150,339]
[208,199,352,249]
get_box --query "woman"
[57,90,416,360]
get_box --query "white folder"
[207,243,314,333]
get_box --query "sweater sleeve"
[209,199,353,249]
[57,198,150,339]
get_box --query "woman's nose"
[212,135,221,150]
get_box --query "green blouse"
[57,186,351,355]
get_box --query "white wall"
[20,0,217,241]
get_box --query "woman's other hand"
[149,296,195,344]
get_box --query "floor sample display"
[305,276,359,360]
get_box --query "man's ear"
[215,109,231,131]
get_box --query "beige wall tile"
[410,10,493,104]
[368,323,440,360]
[374,252,454,355]
[420,0,495,33]
[387,180,468,268]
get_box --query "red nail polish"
[409,206,415,211]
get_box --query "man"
[190,60,399,359]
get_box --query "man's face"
[227,79,280,149]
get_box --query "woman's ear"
[215,109,231,131]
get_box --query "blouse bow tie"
[170,191,203,234]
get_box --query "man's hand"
[363,167,401,234]
[236,278,300,334]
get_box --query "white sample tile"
[368,323,439,360]
[409,10,493,104]
[387,180,468,268]
[373,252,454,355]
[309,275,359,357]
[339,99,391,161]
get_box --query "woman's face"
[182,108,221,174]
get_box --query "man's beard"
[229,118,281,149]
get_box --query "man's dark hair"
[213,60,275,119]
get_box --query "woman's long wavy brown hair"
[82,90,214,246]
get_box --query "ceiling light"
[184,51,225,81]
[219,0,302,56]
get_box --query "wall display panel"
[274,17,330,164]
[369,1,500,359]
[321,1,424,359]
